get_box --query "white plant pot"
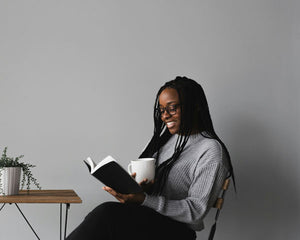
[0,167,21,196]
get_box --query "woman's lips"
[166,121,176,128]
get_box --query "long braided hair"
[139,76,235,194]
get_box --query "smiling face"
[158,88,181,135]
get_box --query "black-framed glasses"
[156,104,180,116]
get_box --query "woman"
[67,76,235,240]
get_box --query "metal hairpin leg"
[1,202,71,239]
[0,203,40,239]
[65,203,70,239]
[14,203,40,240]
[60,203,70,240]
[60,203,63,240]
[0,203,6,211]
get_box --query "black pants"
[66,202,196,240]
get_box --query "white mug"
[127,158,156,183]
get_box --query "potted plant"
[0,147,41,195]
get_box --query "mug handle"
[127,163,132,175]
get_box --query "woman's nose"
[161,111,171,120]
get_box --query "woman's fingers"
[131,172,136,179]
[103,186,127,203]
[102,186,145,204]
[140,179,155,185]
[103,186,119,198]
[139,178,150,185]
[103,186,113,194]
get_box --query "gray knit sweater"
[141,133,229,231]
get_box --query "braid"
[153,134,190,194]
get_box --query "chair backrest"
[214,178,230,210]
[208,178,230,240]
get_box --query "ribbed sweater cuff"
[141,194,161,210]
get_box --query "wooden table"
[0,190,82,240]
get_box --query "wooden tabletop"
[0,190,82,204]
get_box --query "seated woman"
[67,76,235,240]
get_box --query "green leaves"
[0,147,41,191]
[0,147,25,168]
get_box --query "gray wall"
[0,1,299,239]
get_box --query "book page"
[92,155,116,174]
[85,157,96,171]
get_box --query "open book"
[84,155,142,194]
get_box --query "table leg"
[0,203,5,211]
[60,203,62,240]
[60,203,70,240]
[64,203,70,239]
[14,203,40,240]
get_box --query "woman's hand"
[131,173,155,194]
[102,186,145,204]
[102,173,155,204]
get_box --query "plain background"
[0,1,299,239]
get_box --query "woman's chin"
[167,127,179,135]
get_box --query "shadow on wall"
[213,114,300,240]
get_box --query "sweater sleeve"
[141,158,228,226]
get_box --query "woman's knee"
[85,201,121,222]
[66,202,120,240]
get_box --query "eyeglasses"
[156,104,180,116]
